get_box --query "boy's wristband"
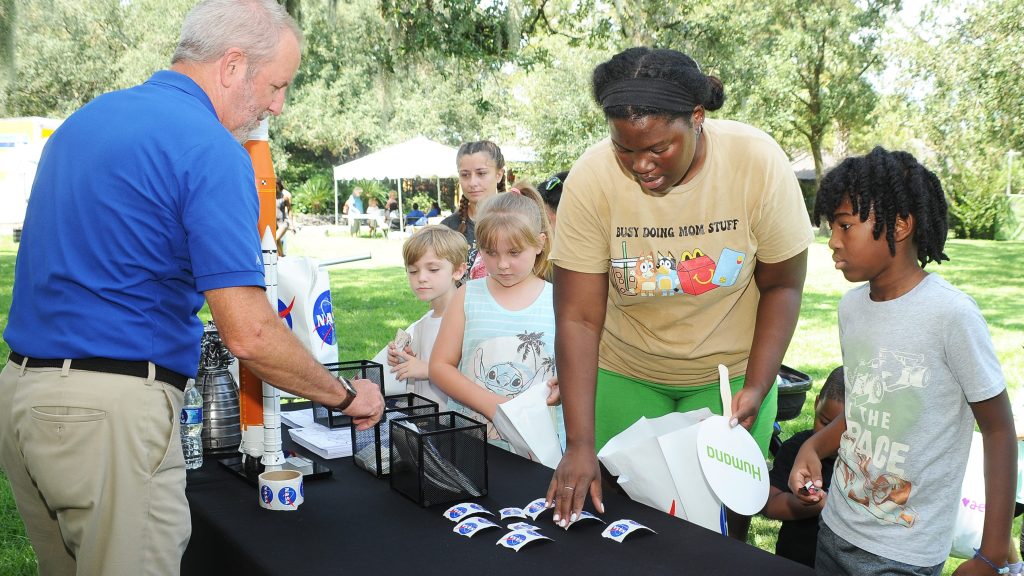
[974,549,1009,574]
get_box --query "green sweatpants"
[595,368,778,458]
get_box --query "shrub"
[293,174,335,215]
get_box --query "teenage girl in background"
[441,140,506,280]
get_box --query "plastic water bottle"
[181,379,204,470]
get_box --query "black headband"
[598,77,697,115]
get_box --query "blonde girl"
[430,184,560,453]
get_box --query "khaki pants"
[0,360,190,576]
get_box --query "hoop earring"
[696,123,703,136]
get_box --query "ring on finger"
[563,485,574,491]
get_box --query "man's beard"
[231,80,268,143]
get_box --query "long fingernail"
[552,513,560,522]
[729,417,739,427]
[570,513,577,522]
[558,518,566,528]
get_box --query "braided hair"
[456,140,506,235]
[591,47,726,123]
[813,146,949,268]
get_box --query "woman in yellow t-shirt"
[545,47,813,540]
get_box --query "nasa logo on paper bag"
[278,297,295,329]
[312,290,335,346]
[695,416,769,515]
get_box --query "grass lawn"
[0,232,1022,574]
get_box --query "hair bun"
[705,75,726,111]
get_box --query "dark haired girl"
[441,140,506,280]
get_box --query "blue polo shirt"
[5,70,265,377]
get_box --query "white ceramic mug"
[258,469,304,511]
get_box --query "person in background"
[386,189,399,213]
[430,186,561,456]
[379,225,469,408]
[0,2,383,575]
[538,172,568,283]
[441,140,505,280]
[406,203,426,227]
[342,186,364,235]
[426,201,442,218]
[365,196,382,235]
[275,179,292,255]
[763,366,845,567]
[538,171,568,235]
[546,47,812,541]
[791,147,1015,576]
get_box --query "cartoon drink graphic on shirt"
[610,241,638,295]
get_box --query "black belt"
[8,351,188,392]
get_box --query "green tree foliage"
[902,0,1024,238]
[730,0,897,183]
[0,0,14,106]
[6,0,129,117]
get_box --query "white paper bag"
[950,432,985,559]
[277,257,339,366]
[597,410,725,532]
[597,365,769,535]
[492,380,563,469]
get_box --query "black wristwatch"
[335,376,357,411]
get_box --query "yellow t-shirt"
[549,119,813,386]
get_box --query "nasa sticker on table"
[695,415,769,515]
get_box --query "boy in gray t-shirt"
[789,147,1016,576]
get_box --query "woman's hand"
[545,444,604,528]
[730,383,768,430]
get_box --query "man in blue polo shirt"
[0,2,383,574]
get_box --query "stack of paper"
[282,408,352,459]
[288,426,353,459]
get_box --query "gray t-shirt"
[821,273,1005,566]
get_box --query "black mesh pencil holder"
[389,411,488,507]
[352,393,439,477]
[312,360,385,429]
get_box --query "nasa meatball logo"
[312,290,335,346]
[278,486,298,506]
[278,297,295,329]
[458,522,476,535]
[447,506,467,520]
[526,501,545,514]
[505,533,527,546]
[609,523,629,538]
[260,485,274,505]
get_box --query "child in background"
[537,172,567,283]
[430,185,560,454]
[441,140,505,280]
[764,366,845,567]
[376,226,468,409]
[791,147,1016,576]
[538,171,567,235]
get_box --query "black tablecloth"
[183,435,813,576]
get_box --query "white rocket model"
[259,227,286,470]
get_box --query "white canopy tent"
[332,136,458,231]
